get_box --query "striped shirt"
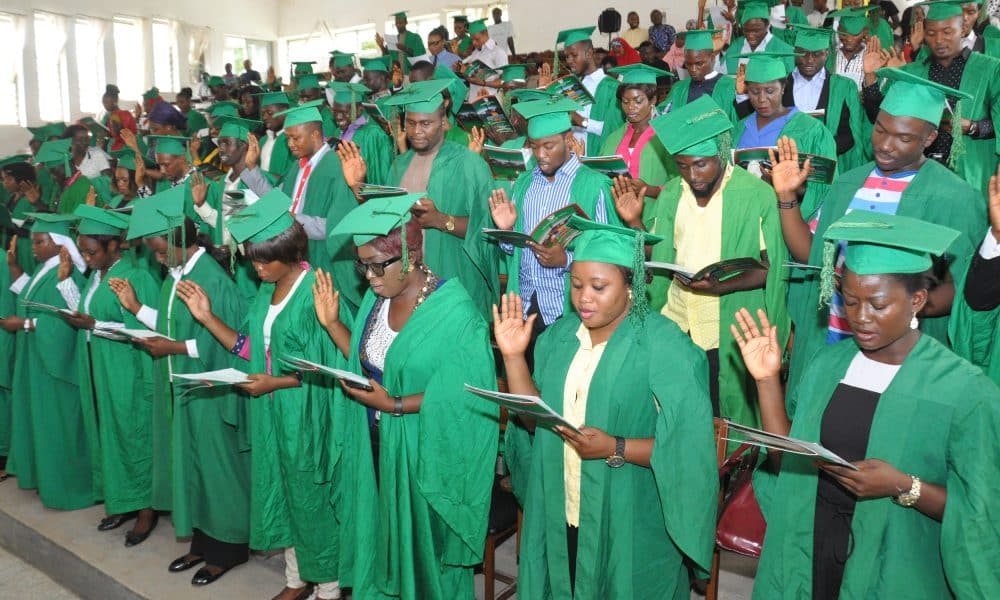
[511,154,608,325]
[835,45,866,90]
[826,168,917,342]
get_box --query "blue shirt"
[430,50,461,69]
[737,107,799,148]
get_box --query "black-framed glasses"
[355,256,402,277]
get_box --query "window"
[35,12,70,122]
[223,36,247,75]
[0,13,24,126]
[75,18,107,115]
[246,40,271,76]
[283,35,330,74]
[113,17,144,101]
[152,20,179,93]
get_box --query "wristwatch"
[606,436,626,468]
[444,215,456,232]
[892,475,921,507]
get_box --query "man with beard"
[553,26,624,154]
[616,95,787,422]
[329,82,393,185]
[149,134,224,244]
[361,56,393,111]
[486,97,620,338]
[252,91,293,183]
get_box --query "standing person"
[732,211,1000,599]
[252,91,293,183]
[722,1,797,75]
[58,205,159,544]
[101,84,138,153]
[1,158,43,274]
[460,19,509,100]
[329,82,393,186]
[223,64,238,87]
[176,88,209,138]
[451,15,475,59]
[489,6,516,55]
[34,139,95,215]
[658,29,739,124]
[329,51,361,83]
[830,5,872,89]
[648,9,677,54]
[622,11,649,49]
[1,213,92,510]
[149,135,224,244]
[377,11,425,64]
[426,29,460,69]
[65,124,112,179]
[112,188,251,586]
[0,236,15,481]
[176,191,353,600]
[808,0,833,27]
[361,57,393,111]
[495,218,718,599]
[240,60,261,85]
[315,195,499,600]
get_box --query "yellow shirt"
[562,323,608,527]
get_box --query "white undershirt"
[841,352,901,394]
[365,300,399,371]
[263,269,308,349]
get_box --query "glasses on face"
[355,256,402,277]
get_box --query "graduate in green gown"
[777,69,987,394]
[58,206,159,543]
[723,2,797,75]
[2,213,93,510]
[35,139,96,215]
[429,65,472,148]
[176,87,209,137]
[317,195,498,599]
[114,188,251,585]
[295,75,339,139]
[329,82,394,186]
[175,190,354,600]
[658,29,740,125]
[256,91,294,183]
[149,135,225,245]
[496,218,718,599]
[732,211,1000,599]
[0,244,17,479]
[106,150,163,285]
[1,157,41,274]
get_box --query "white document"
[464,384,582,434]
[173,368,251,385]
[725,421,859,470]
[20,300,75,316]
[113,328,175,341]
[281,356,373,391]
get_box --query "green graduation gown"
[185,109,209,137]
[600,123,679,226]
[586,76,625,155]
[76,259,158,513]
[347,280,499,599]
[445,115,471,148]
[7,194,37,274]
[0,259,15,458]
[56,173,94,215]
[351,120,394,186]
[823,72,871,172]
[386,141,500,319]
[648,166,790,429]
[752,335,1000,598]
[724,35,797,76]
[786,160,987,393]
[948,260,1000,385]
[504,313,718,600]
[7,260,92,509]
[264,132,293,184]
[282,150,366,312]
[657,74,739,125]
[150,250,251,543]
[36,167,60,209]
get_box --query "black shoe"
[124,513,158,547]
[168,555,204,573]
[191,566,231,586]
[98,512,137,531]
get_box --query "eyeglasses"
[355,256,402,277]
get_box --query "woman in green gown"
[175,190,354,600]
[0,213,93,510]
[315,195,499,599]
[495,217,718,599]
[110,187,251,586]
[56,205,159,543]
[1,159,45,274]
[732,211,1000,599]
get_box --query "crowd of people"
[1,1,1000,599]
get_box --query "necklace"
[414,264,438,307]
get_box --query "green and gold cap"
[514,97,581,139]
[207,75,226,87]
[34,139,73,176]
[148,135,190,156]
[793,25,835,52]
[216,115,262,141]
[207,101,241,120]
[609,63,673,85]
[739,51,799,83]
[295,74,323,91]
[383,79,452,114]
[741,1,772,24]
[226,189,296,244]
[361,56,392,73]
[433,66,469,114]
[274,100,324,128]
[328,81,371,105]
[651,96,733,156]
[126,186,187,240]
[830,6,879,35]
[556,26,596,47]
[496,63,531,83]
[292,61,316,76]
[257,91,292,108]
[0,154,31,169]
[330,193,421,271]
[469,18,489,35]
[27,212,76,236]
[73,204,130,236]
[678,28,723,52]
[916,0,966,21]
[142,87,161,101]
[329,51,355,69]
[877,67,972,126]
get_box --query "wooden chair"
[705,418,731,600]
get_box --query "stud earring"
[910,313,919,330]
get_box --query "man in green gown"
[254,91,294,183]
[380,11,426,60]
[723,1,797,75]
[329,82,393,186]
[556,26,625,155]
[658,29,739,125]
[430,65,472,148]
[0,255,14,479]
[329,51,360,83]
[294,75,338,139]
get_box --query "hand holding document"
[724,421,859,470]
[464,384,582,434]
[20,300,75,317]
[173,368,252,385]
[280,356,374,391]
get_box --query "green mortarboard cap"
[328,82,371,106]
[34,139,73,176]
[257,91,292,107]
[741,2,772,24]
[918,0,965,21]
[383,79,452,114]
[28,122,67,141]
[823,211,960,276]
[0,154,31,169]
[740,52,799,82]
[295,74,323,91]
[126,186,187,240]
[496,64,530,83]
[73,204,129,236]
[329,51,355,69]
[393,11,408,20]
[508,89,559,103]
[568,216,662,268]
[111,148,156,170]
[148,135,190,156]
[433,65,469,113]
[292,61,317,76]
[514,97,581,139]
[651,96,733,156]
[207,101,241,119]
[361,56,392,73]
[453,15,469,23]
[79,116,109,138]
[679,29,723,52]
[469,19,489,35]
[226,189,296,244]
[877,67,972,126]
[274,100,324,128]
[330,193,421,272]
[793,25,835,52]
[216,115,262,141]
[830,6,879,35]
[207,75,226,87]
[27,212,76,237]
[609,63,674,85]
[556,26,596,47]
[142,87,161,101]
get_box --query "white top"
[464,38,509,100]
[842,352,902,394]
[488,21,514,54]
[78,147,111,179]
[136,247,205,365]
[263,269,308,349]
[792,67,827,113]
[365,300,399,371]
[260,129,283,173]
[980,228,1000,259]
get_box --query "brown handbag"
[715,442,766,558]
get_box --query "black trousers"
[566,524,579,595]
[190,529,249,570]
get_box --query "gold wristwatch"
[444,215,456,231]
[892,475,921,507]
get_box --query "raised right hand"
[57,247,74,281]
[730,308,782,382]
[768,136,811,197]
[862,36,886,75]
[245,133,260,169]
[492,292,536,357]
[537,62,554,87]
[468,126,486,154]
[335,141,368,190]
[312,268,341,329]
[488,189,518,230]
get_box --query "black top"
[963,250,1000,311]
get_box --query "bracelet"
[777,199,797,210]
[392,395,403,417]
[891,475,922,507]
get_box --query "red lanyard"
[291,157,312,214]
